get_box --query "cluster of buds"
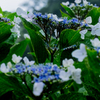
[33,13,83,40]
[0,13,11,25]
[62,0,98,20]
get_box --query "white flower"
[91,23,100,36]
[10,16,21,38]
[16,8,26,16]
[7,62,12,68]
[0,63,10,73]
[67,66,82,84]
[47,13,58,20]
[0,14,3,17]
[75,0,81,4]
[62,58,74,67]
[83,0,88,6]
[72,44,87,62]
[33,82,45,96]
[90,38,100,47]
[72,68,82,84]
[69,3,75,8]
[67,65,76,73]
[12,54,22,64]
[14,16,21,24]
[62,1,69,6]
[16,8,34,22]
[23,57,35,65]
[80,29,87,39]
[11,24,20,37]
[59,70,71,81]
[85,16,92,24]
[24,34,30,39]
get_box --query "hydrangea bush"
[0,0,100,99]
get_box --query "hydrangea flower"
[62,1,69,6]
[13,16,21,24]
[80,29,87,39]
[90,38,100,47]
[69,3,75,8]
[72,44,87,62]
[59,70,71,81]
[68,66,82,84]
[16,8,34,22]
[7,62,12,68]
[23,57,35,65]
[33,82,45,96]
[11,16,21,37]
[91,23,100,36]
[83,0,88,6]
[0,63,10,73]
[12,54,22,64]
[71,68,82,84]
[85,16,92,24]
[62,58,74,68]
[75,0,81,4]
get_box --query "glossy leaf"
[0,43,12,62]
[0,22,12,43]
[0,39,29,64]
[60,29,80,48]
[61,4,75,18]
[21,17,49,63]
[60,10,71,19]
[0,73,33,99]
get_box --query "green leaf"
[25,74,33,91]
[60,10,71,19]
[0,7,3,15]
[84,83,100,99]
[7,12,17,21]
[0,73,33,99]
[58,93,86,100]
[86,7,100,25]
[0,43,12,62]
[0,22,13,43]
[3,11,11,17]
[46,81,72,94]
[0,39,29,64]
[60,29,81,48]
[20,17,40,32]
[53,49,63,66]
[61,4,75,18]
[21,17,49,63]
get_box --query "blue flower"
[72,18,79,24]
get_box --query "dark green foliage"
[60,29,81,48]
[21,17,49,63]
[0,39,29,64]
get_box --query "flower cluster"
[0,13,11,25]
[0,54,82,96]
[10,16,21,37]
[62,0,98,20]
